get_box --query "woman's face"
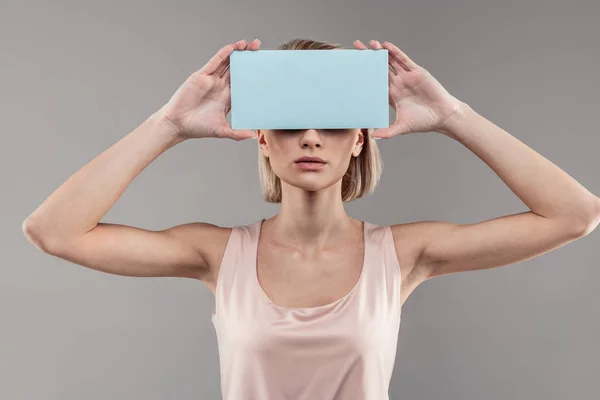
[257,128,365,193]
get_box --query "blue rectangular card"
[229,49,389,130]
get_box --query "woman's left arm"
[355,39,600,281]
[415,103,600,280]
[440,103,600,228]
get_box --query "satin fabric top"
[211,219,402,400]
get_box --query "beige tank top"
[211,219,402,399]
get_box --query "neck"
[269,194,359,249]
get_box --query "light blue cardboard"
[229,49,389,130]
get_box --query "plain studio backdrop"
[2,0,599,399]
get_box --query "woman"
[23,38,600,399]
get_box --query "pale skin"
[23,39,600,310]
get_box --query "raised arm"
[22,39,261,280]
[21,110,212,279]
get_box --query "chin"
[281,174,340,192]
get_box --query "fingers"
[220,39,261,85]
[354,39,397,76]
[247,38,262,50]
[354,39,415,74]
[381,41,417,72]
[353,39,369,50]
[199,42,237,76]
[215,39,247,77]
[199,39,258,78]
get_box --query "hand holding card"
[160,39,262,141]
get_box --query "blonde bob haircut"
[258,38,383,203]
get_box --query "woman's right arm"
[22,39,261,280]
[22,110,212,279]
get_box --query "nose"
[300,129,322,148]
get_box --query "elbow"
[572,202,600,237]
[22,217,59,254]
[559,197,600,238]
[572,221,597,237]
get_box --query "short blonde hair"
[258,38,383,203]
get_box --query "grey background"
[3,0,599,399]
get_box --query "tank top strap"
[211,221,258,323]
[379,224,402,287]
[360,222,402,319]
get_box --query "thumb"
[371,123,409,139]
[214,122,256,141]
[371,127,392,139]
[226,128,257,141]
[235,129,258,140]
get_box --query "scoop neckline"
[252,218,368,311]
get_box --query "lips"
[295,160,327,170]
[295,157,326,163]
